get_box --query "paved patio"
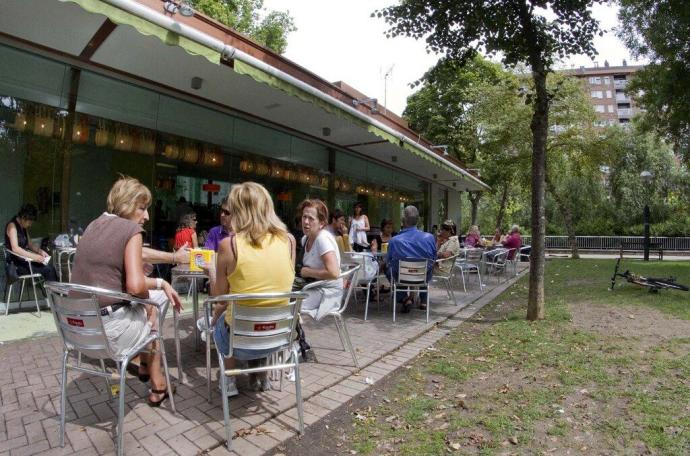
[0,266,527,455]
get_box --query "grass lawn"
[343,258,690,455]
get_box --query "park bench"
[619,241,663,260]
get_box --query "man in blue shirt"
[386,205,437,313]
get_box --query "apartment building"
[566,61,644,127]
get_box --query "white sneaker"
[219,377,239,397]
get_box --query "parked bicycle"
[609,258,689,293]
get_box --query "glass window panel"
[77,71,159,129]
[0,45,70,109]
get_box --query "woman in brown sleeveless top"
[72,177,182,407]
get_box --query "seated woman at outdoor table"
[174,212,198,249]
[502,225,522,259]
[380,219,396,245]
[464,225,481,248]
[71,176,182,407]
[295,199,343,363]
[491,228,505,245]
[434,220,461,275]
[4,203,57,282]
[210,182,296,396]
[299,199,343,320]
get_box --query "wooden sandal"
[147,385,175,408]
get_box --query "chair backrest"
[464,248,484,263]
[205,292,307,356]
[505,247,517,261]
[302,265,361,315]
[435,253,459,278]
[44,282,161,360]
[341,252,378,283]
[487,248,509,266]
[396,259,429,286]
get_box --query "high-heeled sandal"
[147,385,175,408]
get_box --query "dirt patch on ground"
[569,301,690,348]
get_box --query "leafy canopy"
[191,0,295,54]
[374,0,604,70]
[618,0,690,158]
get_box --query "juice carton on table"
[189,248,214,272]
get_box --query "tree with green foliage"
[191,0,295,53]
[404,56,531,229]
[375,0,604,320]
[618,0,690,159]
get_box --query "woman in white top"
[299,199,343,320]
[348,202,370,252]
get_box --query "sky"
[262,0,644,116]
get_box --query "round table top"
[171,264,209,277]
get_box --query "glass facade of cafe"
[0,43,428,249]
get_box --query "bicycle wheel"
[646,279,689,291]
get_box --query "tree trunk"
[545,174,579,259]
[467,192,481,226]
[495,181,510,230]
[527,66,548,321]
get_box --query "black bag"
[6,262,19,284]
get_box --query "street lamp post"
[640,170,653,261]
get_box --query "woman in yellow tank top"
[210,182,295,396]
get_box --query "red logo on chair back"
[67,318,84,327]
[407,268,420,273]
[254,323,276,331]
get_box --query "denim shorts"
[213,312,277,361]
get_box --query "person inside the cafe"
[71,176,182,407]
[210,182,296,396]
[434,220,461,275]
[348,202,370,252]
[386,205,437,313]
[5,203,57,282]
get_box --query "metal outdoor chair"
[302,265,361,368]
[432,253,460,304]
[391,258,431,323]
[3,248,46,316]
[456,248,484,292]
[484,248,509,282]
[505,247,519,276]
[44,282,176,456]
[204,291,307,451]
[342,251,379,320]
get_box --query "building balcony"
[618,108,633,117]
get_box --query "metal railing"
[519,236,690,251]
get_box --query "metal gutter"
[99,0,489,191]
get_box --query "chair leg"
[31,277,40,317]
[100,360,112,395]
[173,310,183,386]
[364,283,371,321]
[116,361,128,456]
[460,269,467,293]
[206,326,212,403]
[292,348,304,434]
[476,267,484,290]
[59,350,69,447]
[332,315,347,352]
[392,284,396,322]
[217,351,232,451]
[335,314,359,368]
[5,283,12,316]
[19,280,25,309]
[425,288,430,323]
[158,336,176,413]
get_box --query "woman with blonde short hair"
[210,182,296,395]
[72,176,182,407]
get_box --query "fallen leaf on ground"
[509,436,518,445]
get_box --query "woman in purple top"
[464,225,481,247]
